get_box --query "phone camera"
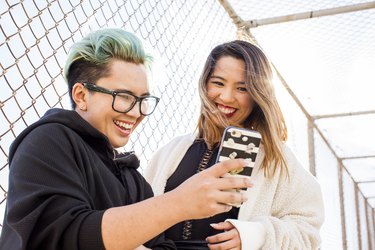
[230,130,241,138]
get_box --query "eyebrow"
[210,75,245,85]
[113,88,151,97]
[210,75,225,81]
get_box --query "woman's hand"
[206,221,241,250]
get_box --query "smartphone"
[216,126,262,206]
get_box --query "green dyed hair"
[63,28,153,108]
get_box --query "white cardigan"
[145,134,324,250]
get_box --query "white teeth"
[114,120,133,130]
[218,106,236,114]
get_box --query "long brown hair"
[196,40,288,177]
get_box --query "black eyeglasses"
[82,83,160,116]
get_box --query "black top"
[164,140,239,242]
[0,108,175,250]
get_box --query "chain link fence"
[0,0,237,228]
[1,0,373,249]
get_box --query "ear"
[72,83,88,111]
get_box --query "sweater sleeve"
[229,147,324,250]
[2,125,105,250]
[145,134,195,196]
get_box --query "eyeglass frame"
[81,83,160,116]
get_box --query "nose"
[219,88,235,103]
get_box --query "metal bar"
[338,161,347,249]
[366,202,373,250]
[273,60,344,161]
[341,155,375,160]
[217,0,246,27]
[354,185,362,250]
[356,184,375,202]
[356,179,375,184]
[312,110,375,120]
[308,120,316,176]
[245,2,375,28]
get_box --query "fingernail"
[210,223,217,227]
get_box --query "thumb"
[210,223,224,230]
[210,221,234,230]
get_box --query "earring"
[79,105,86,111]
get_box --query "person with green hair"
[0,28,252,250]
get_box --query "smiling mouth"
[114,120,133,131]
[217,104,236,116]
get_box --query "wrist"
[158,190,190,222]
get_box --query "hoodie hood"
[9,108,113,165]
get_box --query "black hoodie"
[0,108,175,250]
